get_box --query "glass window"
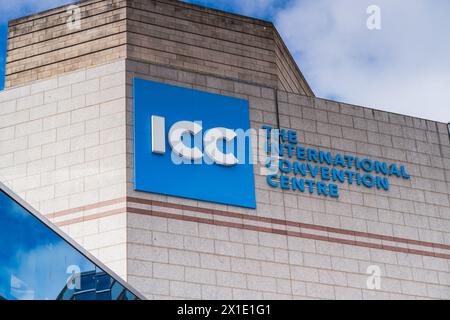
[0,188,140,300]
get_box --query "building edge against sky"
[0,0,449,299]
[0,181,143,300]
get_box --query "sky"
[0,0,449,122]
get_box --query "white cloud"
[12,241,94,300]
[275,0,450,122]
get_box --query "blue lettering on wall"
[262,126,410,198]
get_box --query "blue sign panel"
[133,78,256,209]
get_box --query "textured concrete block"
[17,93,44,111]
[247,275,277,292]
[153,263,184,281]
[200,254,231,271]
[44,87,71,104]
[306,283,335,299]
[72,79,100,97]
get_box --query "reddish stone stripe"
[127,197,450,251]
[54,208,126,227]
[48,196,450,253]
[126,206,450,260]
[46,197,127,219]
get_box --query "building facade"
[1,0,450,299]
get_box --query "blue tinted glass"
[73,290,96,300]
[96,272,113,291]
[96,291,112,300]
[110,281,125,300]
[125,291,138,300]
[0,189,139,300]
[80,272,97,291]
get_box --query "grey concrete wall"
[0,60,129,279]
[1,57,449,299]
[124,59,450,299]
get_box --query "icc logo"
[133,79,256,208]
[150,116,239,166]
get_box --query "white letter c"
[168,121,203,161]
[204,127,238,166]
